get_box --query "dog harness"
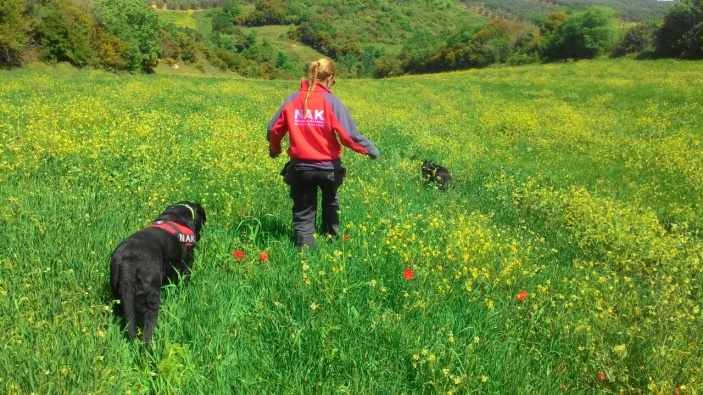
[150,221,196,247]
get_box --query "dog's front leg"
[177,249,195,285]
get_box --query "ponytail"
[304,61,320,113]
[303,58,337,113]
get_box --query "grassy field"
[157,9,213,36]
[1,59,702,394]
[241,25,327,62]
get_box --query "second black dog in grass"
[422,160,452,191]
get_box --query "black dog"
[110,201,206,346]
[422,160,452,191]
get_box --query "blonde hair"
[304,58,336,112]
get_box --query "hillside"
[152,0,676,23]
[151,0,689,80]
[154,1,491,78]
[459,0,677,21]
[155,0,489,47]
[2,0,687,76]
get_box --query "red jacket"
[267,81,379,163]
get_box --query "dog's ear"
[167,201,205,228]
[188,203,206,240]
[194,204,206,225]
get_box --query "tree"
[0,0,31,67]
[466,20,537,68]
[540,11,567,35]
[398,20,539,74]
[398,28,441,73]
[34,0,93,67]
[542,7,617,61]
[222,0,242,18]
[655,0,703,59]
[93,0,162,72]
[159,25,181,61]
[94,31,128,70]
[179,33,197,63]
[212,0,243,33]
[373,54,403,78]
[289,19,338,57]
[611,21,657,57]
[236,0,294,27]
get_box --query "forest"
[459,0,675,21]
[0,0,701,78]
[150,0,227,9]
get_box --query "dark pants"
[288,169,342,248]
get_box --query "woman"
[267,58,379,249]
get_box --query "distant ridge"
[458,0,676,21]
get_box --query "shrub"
[655,0,703,59]
[160,28,181,61]
[179,34,198,64]
[0,0,31,67]
[93,30,128,71]
[373,55,404,78]
[211,0,243,34]
[214,47,241,70]
[235,0,297,27]
[542,7,618,61]
[93,0,162,72]
[611,21,657,58]
[34,0,94,67]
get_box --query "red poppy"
[233,250,245,259]
[403,268,414,280]
[597,371,606,381]
[259,251,269,261]
[343,235,350,242]
[516,291,528,302]
[562,384,567,391]
[675,387,681,395]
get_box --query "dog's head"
[421,160,452,190]
[422,160,438,178]
[157,201,207,241]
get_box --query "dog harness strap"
[161,220,184,235]
[176,203,195,219]
[150,221,196,247]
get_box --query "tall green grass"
[1,59,702,394]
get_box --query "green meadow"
[157,9,213,36]
[241,25,326,61]
[1,59,702,394]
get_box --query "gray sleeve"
[325,93,379,158]
[267,92,298,141]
